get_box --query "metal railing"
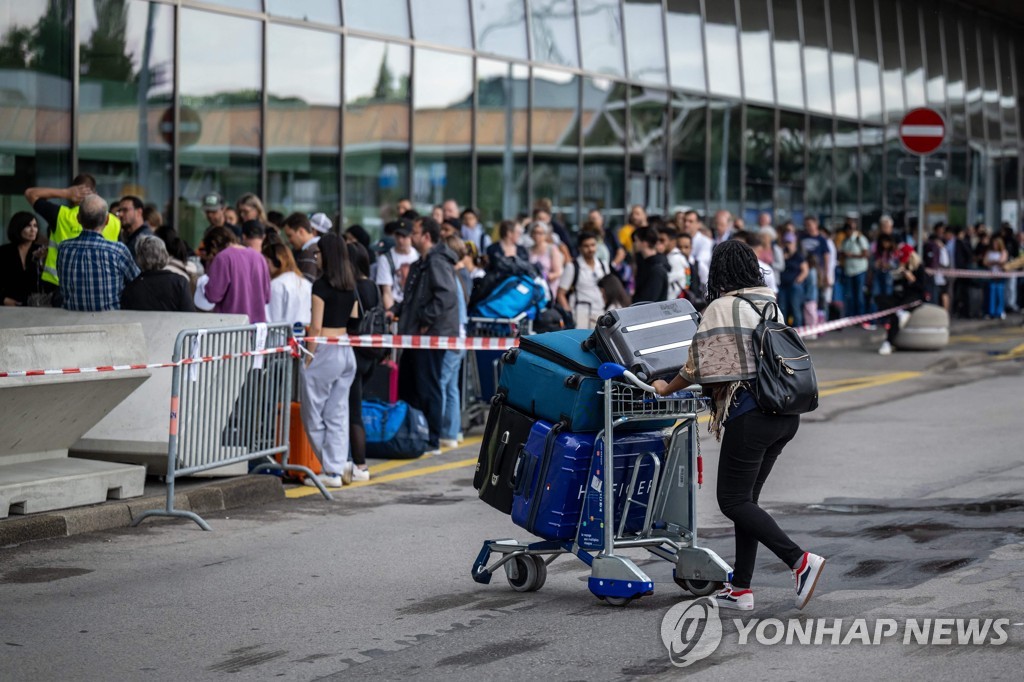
[133,323,330,531]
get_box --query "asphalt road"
[2,321,1023,681]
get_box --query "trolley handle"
[597,362,701,396]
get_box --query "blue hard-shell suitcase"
[497,329,606,432]
[510,420,665,542]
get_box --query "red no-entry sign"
[900,108,946,155]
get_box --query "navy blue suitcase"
[499,328,615,432]
[510,419,665,541]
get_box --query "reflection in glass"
[979,23,1002,146]
[178,9,262,247]
[776,111,805,225]
[670,93,706,214]
[860,125,884,224]
[877,0,904,118]
[578,1,625,78]
[835,121,858,220]
[830,0,858,118]
[901,2,926,110]
[472,0,528,59]
[666,0,705,93]
[413,49,473,212]
[806,116,833,222]
[708,100,741,216]
[344,38,410,229]
[738,0,773,104]
[623,0,667,86]
[411,0,472,49]
[0,0,72,224]
[853,0,882,122]
[704,0,741,99]
[582,78,626,227]
[744,106,775,222]
[530,0,578,68]
[963,19,984,145]
[922,8,945,108]
[267,24,340,218]
[772,0,803,110]
[77,1,173,217]
[476,59,528,225]
[944,7,968,226]
[801,0,832,115]
[998,36,1017,148]
[627,87,668,213]
[267,0,340,24]
[532,68,580,225]
[196,0,260,11]
[343,0,409,38]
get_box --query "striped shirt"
[57,230,140,311]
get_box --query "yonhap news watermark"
[661,599,1011,667]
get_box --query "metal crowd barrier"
[133,323,330,531]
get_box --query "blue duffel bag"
[471,274,549,319]
[363,400,430,459]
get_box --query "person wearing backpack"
[556,230,609,329]
[652,240,825,612]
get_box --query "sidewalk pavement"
[2,311,1018,549]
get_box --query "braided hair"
[705,239,765,303]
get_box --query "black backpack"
[736,296,818,416]
[353,282,389,360]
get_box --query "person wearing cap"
[375,219,420,317]
[282,212,324,283]
[201,192,239,239]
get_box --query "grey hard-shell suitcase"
[584,299,701,381]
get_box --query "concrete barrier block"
[63,504,133,535]
[218,476,285,509]
[0,458,145,519]
[186,485,226,514]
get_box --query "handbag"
[736,296,818,416]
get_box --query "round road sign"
[899,108,946,155]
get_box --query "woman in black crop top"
[344,241,381,482]
[301,232,359,489]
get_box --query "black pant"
[399,348,445,448]
[717,411,804,589]
[346,352,378,466]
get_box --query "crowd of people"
[4,175,1023,485]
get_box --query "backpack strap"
[734,294,779,322]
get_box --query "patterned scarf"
[678,286,780,438]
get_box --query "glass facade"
[3,0,1023,247]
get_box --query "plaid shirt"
[57,230,140,311]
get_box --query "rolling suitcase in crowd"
[586,299,701,381]
[510,420,666,542]
[363,399,430,459]
[474,398,536,513]
[497,329,605,432]
[363,358,399,403]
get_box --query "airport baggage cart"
[471,362,731,605]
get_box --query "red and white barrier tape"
[794,301,922,337]
[301,334,519,351]
[926,267,1020,280]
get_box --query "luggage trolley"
[462,314,532,431]
[470,362,732,606]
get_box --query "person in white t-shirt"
[263,241,312,325]
[375,222,419,317]
[682,209,713,288]
[657,224,688,298]
[556,230,609,329]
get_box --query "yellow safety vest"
[42,206,122,285]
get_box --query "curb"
[0,475,285,547]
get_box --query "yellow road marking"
[819,371,921,397]
[284,436,482,499]
[994,342,1024,361]
[817,371,915,389]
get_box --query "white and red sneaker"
[715,584,754,611]
[793,552,826,609]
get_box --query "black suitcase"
[585,299,700,381]
[473,398,535,514]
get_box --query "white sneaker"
[457,432,465,443]
[304,473,342,488]
[878,341,893,355]
[423,448,442,457]
[896,310,912,328]
[439,438,460,449]
[351,466,370,482]
[793,552,826,610]
[715,585,754,611]
[341,462,354,485]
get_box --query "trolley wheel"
[674,576,722,597]
[601,596,633,607]
[504,555,544,593]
